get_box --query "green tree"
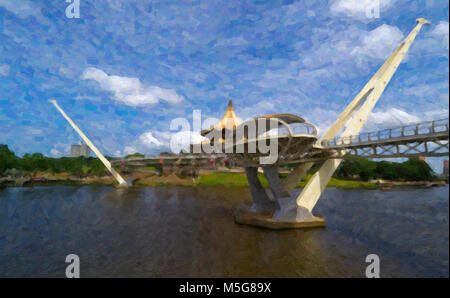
[20,153,48,174]
[399,159,436,181]
[0,144,19,174]
[87,158,107,176]
[335,158,377,181]
[125,152,145,159]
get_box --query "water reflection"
[0,185,448,277]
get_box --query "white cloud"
[432,21,449,37]
[81,67,184,106]
[402,82,448,98]
[0,64,9,76]
[366,108,421,129]
[58,67,74,78]
[140,131,165,148]
[50,149,60,157]
[123,146,137,155]
[296,23,405,88]
[239,100,276,120]
[25,127,43,135]
[423,108,449,120]
[351,24,404,60]
[409,20,449,57]
[75,95,102,101]
[138,129,207,154]
[0,0,39,17]
[0,0,47,23]
[171,130,206,150]
[431,21,449,50]
[49,142,71,157]
[330,0,395,20]
[306,10,316,17]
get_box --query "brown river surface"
[0,185,448,277]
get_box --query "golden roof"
[201,100,242,136]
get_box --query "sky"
[0,0,448,172]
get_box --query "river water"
[0,185,448,277]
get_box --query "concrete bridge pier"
[236,165,325,229]
[126,171,135,187]
[235,18,431,229]
[262,166,317,222]
[244,167,277,213]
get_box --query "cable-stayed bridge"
[51,18,448,229]
[112,117,449,167]
[294,118,449,163]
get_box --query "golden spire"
[214,100,242,131]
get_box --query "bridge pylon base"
[234,202,326,230]
[238,166,326,230]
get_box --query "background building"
[70,144,91,157]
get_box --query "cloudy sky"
[0,0,448,171]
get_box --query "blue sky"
[0,0,448,172]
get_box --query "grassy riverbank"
[2,144,443,190]
[2,171,444,190]
[197,172,379,189]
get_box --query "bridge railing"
[321,118,449,147]
[277,121,318,136]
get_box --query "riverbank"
[0,171,446,189]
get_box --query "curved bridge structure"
[51,18,447,229]
[114,117,449,166]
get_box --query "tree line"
[1,144,439,181]
[0,144,107,176]
[333,157,438,181]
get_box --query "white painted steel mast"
[295,18,431,213]
[50,100,127,186]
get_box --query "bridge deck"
[315,118,449,160]
[114,118,449,167]
[323,131,448,150]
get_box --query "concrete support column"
[126,171,135,187]
[283,162,314,193]
[262,165,315,222]
[244,167,276,213]
[262,166,290,199]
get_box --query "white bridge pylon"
[50,100,128,186]
[292,18,431,214]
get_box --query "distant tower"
[200,99,242,143]
[190,100,242,153]
[216,100,242,131]
[70,143,91,157]
[444,160,449,177]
